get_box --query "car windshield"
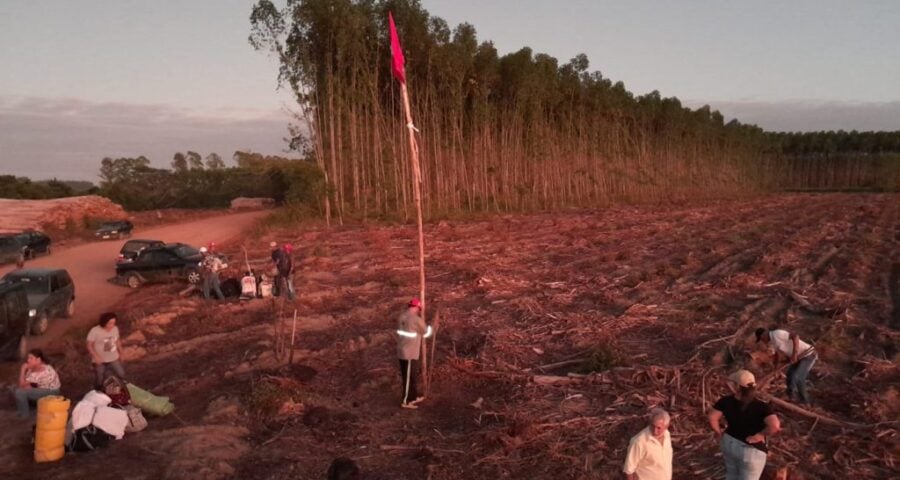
[4,275,49,295]
[0,236,20,247]
[100,222,120,228]
[172,245,200,258]
[122,241,153,253]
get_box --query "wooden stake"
[289,308,298,365]
[427,309,441,395]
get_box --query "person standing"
[708,370,781,480]
[15,245,26,269]
[87,312,126,390]
[396,298,431,409]
[200,246,226,300]
[13,349,61,418]
[755,327,817,404]
[269,241,284,295]
[278,243,296,300]
[622,408,673,480]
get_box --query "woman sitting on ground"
[13,349,61,418]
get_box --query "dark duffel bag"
[68,425,113,452]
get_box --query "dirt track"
[0,210,268,348]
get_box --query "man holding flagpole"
[396,298,432,409]
[389,11,435,395]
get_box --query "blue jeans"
[94,360,126,390]
[276,274,295,300]
[721,434,767,480]
[787,354,817,403]
[14,387,60,418]
[203,272,224,300]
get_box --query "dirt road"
[0,210,268,348]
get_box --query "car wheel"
[187,269,201,285]
[64,299,75,318]
[126,273,143,289]
[16,336,28,360]
[31,312,49,335]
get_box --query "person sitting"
[13,349,61,418]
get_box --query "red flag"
[388,12,406,84]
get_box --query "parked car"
[116,243,203,288]
[0,281,31,360]
[0,235,24,265]
[15,230,52,258]
[1,268,75,335]
[95,220,134,240]
[117,239,165,264]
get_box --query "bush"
[576,343,621,374]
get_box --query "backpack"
[103,376,131,407]
[68,425,113,452]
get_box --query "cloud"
[0,96,298,181]
[683,99,900,132]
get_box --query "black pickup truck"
[0,282,30,360]
[1,268,75,335]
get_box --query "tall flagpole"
[390,12,429,395]
[400,82,426,325]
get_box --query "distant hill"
[0,175,97,199]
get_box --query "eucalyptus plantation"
[249,0,899,219]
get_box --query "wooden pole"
[399,82,429,394]
[427,309,441,395]
[289,308,298,365]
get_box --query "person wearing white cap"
[708,370,781,480]
[622,407,673,480]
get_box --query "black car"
[117,239,165,264]
[0,282,31,360]
[1,268,75,335]
[116,243,203,288]
[95,220,134,240]
[0,235,24,265]
[12,231,51,259]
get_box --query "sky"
[1,1,898,182]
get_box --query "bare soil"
[1,194,897,480]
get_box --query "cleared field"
[2,193,897,479]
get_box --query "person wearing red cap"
[708,369,781,480]
[396,298,431,409]
[274,242,295,300]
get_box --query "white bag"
[241,275,257,298]
[259,281,273,298]
[71,390,113,430]
[92,406,129,440]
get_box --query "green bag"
[126,383,175,417]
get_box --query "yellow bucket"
[35,395,70,463]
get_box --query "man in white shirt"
[623,408,673,480]
[756,327,817,404]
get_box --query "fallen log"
[759,393,868,429]
[525,358,588,373]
